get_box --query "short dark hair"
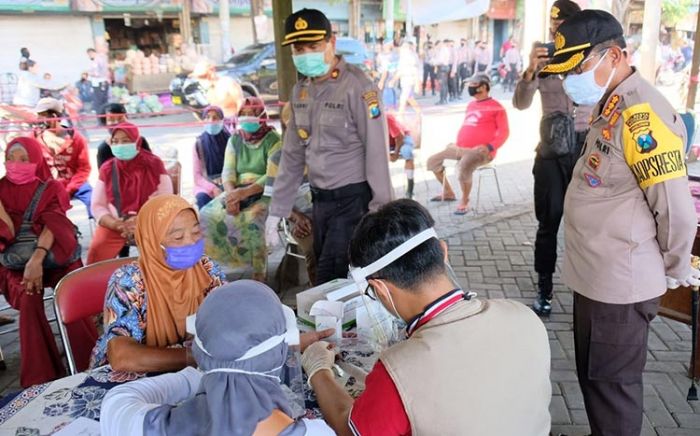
[349,199,445,291]
[592,36,627,54]
[99,103,127,126]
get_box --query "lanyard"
[405,289,470,337]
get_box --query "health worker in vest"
[301,199,552,436]
[539,10,698,435]
[269,8,393,285]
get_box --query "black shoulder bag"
[0,183,81,270]
[537,111,576,159]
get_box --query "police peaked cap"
[550,0,581,21]
[540,9,624,77]
[283,9,332,46]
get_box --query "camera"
[535,42,555,58]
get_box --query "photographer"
[512,0,591,316]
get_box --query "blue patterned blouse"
[89,256,225,368]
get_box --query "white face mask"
[563,50,617,106]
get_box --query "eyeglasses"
[364,283,378,301]
[569,49,608,76]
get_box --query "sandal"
[430,195,457,202]
[454,204,470,216]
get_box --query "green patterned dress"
[199,130,281,276]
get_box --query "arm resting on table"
[106,336,192,374]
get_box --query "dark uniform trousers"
[311,182,371,285]
[574,292,660,436]
[533,130,587,274]
[437,66,450,103]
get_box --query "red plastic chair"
[53,257,136,375]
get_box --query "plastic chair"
[278,219,305,261]
[53,257,136,375]
[474,164,504,213]
[680,112,696,156]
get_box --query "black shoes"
[532,273,553,316]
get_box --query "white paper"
[53,417,100,436]
[310,300,344,339]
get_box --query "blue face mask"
[204,121,224,135]
[111,142,139,161]
[563,50,616,106]
[292,51,330,77]
[163,238,205,270]
[238,115,261,133]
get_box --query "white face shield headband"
[186,304,300,361]
[349,227,440,289]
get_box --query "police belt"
[310,182,370,203]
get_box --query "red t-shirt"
[456,98,509,155]
[349,360,411,435]
[386,114,408,148]
[37,131,91,195]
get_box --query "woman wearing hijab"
[89,195,225,372]
[0,137,95,387]
[100,281,335,436]
[200,97,281,282]
[193,106,230,210]
[87,122,172,264]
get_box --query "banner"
[0,0,70,12]
[412,0,490,25]
[72,0,182,12]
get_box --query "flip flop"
[454,205,470,216]
[430,195,457,202]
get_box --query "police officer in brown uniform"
[539,10,700,435]
[270,9,393,285]
[513,0,591,316]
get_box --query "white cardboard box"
[296,279,363,329]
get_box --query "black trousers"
[422,63,436,95]
[437,66,450,103]
[533,130,587,274]
[458,62,470,95]
[92,82,109,113]
[311,183,371,285]
[574,292,660,436]
[447,73,457,99]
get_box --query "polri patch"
[363,91,381,119]
[622,103,685,189]
[584,173,601,188]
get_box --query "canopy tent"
[411,0,490,25]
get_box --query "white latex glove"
[265,215,281,249]
[667,267,700,289]
[301,341,336,388]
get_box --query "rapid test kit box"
[296,279,364,338]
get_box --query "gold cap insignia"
[551,5,560,19]
[554,32,566,51]
[295,17,308,31]
[298,128,309,140]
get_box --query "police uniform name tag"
[622,103,685,189]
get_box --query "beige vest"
[380,299,551,436]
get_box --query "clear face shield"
[349,227,465,350]
[185,305,306,416]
